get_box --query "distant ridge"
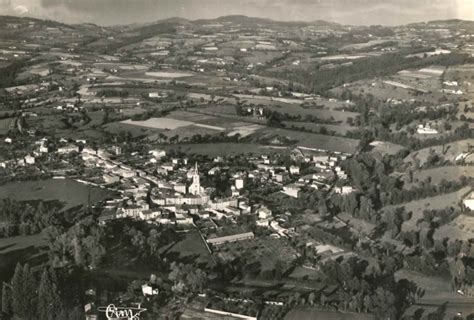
[0,14,472,29]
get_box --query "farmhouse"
[24,155,35,165]
[335,186,356,194]
[417,124,438,135]
[58,144,80,154]
[283,184,300,198]
[256,206,272,219]
[289,166,300,175]
[463,191,474,211]
[206,232,255,246]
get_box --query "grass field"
[0,233,48,284]
[396,269,474,319]
[283,121,357,135]
[404,139,474,166]
[403,166,474,187]
[369,141,406,156]
[289,266,322,280]
[163,143,290,156]
[255,127,359,154]
[0,179,116,210]
[165,231,213,265]
[284,307,375,320]
[434,214,474,241]
[216,237,298,272]
[382,186,471,233]
[122,117,194,130]
[145,71,194,78]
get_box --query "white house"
[289,166,300,175]
[417,124,438,135]
[142,284,159,296]
[58,144,80,154]
[256,206,272,220]
[24,155,35,165]
[463,192,474,210]
[149,149,166,159]
[283,184,300,198]
[235,178,244,190]
[335,186,355,194]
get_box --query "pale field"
[382,186,472,233]
[228,124,263,137]
[403,166,474,187]
[434,214,474,241]
[122,117,225,131]
[404,139,474,166]
[122,117,192,130]
[145,71,194,78]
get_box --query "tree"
[1,282,11,315]
[11,263,25,317]
[308,292,316,306]
[372,288,396,319]
[147,229,160,255]
[37,267,62,320]
[22,264,37,319]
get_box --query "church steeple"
[189,162,201,195]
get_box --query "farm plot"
[214,237,298,273]
[402,166,474,187]
[404,139,474,166]
[267,104,357,124]
[170,110,264,136]
[284,308,375,320]
[0,179,115,210]
[0,233,48,284]
[165,231,213,265]
[121,118,194,130]
[242,51,285,64]
[228,123,263,137]
[396,268,474,319]
[162,143,290,157]
[433,214,474,241]
[283,121,357,135]
[382,186,471,233]
[145,71,194,78]
[254,128,359,154]
[332,78,447,105]
[369,141,406,156]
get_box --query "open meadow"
[382,186,471,233]
[0,233,48,284]
[284,307,375,320]
[0,179,116,210]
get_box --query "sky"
[0,0,472,26]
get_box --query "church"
[188,162,204,195]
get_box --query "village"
[0,13,473,320]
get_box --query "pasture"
[403,166,474,187]
[404,139,474,166]
[122,118,195,130]
[283,121,357,135]
[284,308,375,320]
[382,186,471,233]
[0,179,115,210]
[254,127,359,154]
[369,141,406,155]
[165,231,213,265]
[145,71,194,78]
[0,233,48,284]
[433,214,474,241]
[396,269,474,319]
[163,143,290,156]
